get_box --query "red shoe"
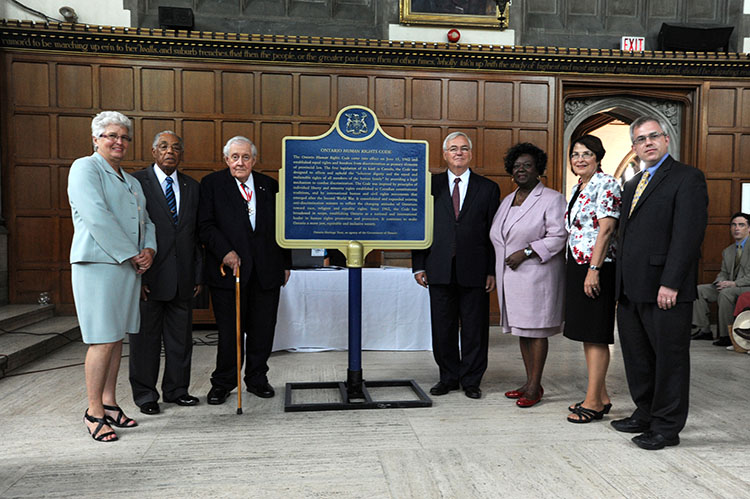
[504,389,524,399]
[516,387,543,408]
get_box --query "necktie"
[733,245,743,280]
[165,176,178,224]
[628,170,650,217]
[240,183,253,209]
[240,183,255,229]
[452,177,461,220]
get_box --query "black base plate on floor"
[284,379,432,412]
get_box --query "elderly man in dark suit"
[130,131,203,415]
[199,136,290,405]
[413,131,500,400]
[613,116,708,450]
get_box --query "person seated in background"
[692,212,750,347]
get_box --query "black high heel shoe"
[84,410,118,442]
[567,405,607,424]
[569,401,612,414]
[103,404,138,428]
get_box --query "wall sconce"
[58,6,78,23]
[495,0,511,28]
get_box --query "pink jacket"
[490,182,567,329]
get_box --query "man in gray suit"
[129,131,203,415]
[692,212,750,346]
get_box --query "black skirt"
[563,253,616,345]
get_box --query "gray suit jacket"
[69,152,156,264]
[133,165,203,302]
[714,242,750,287]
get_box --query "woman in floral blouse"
[564,135,621,424]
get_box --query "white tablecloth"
[273,267,432,352]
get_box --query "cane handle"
[219,263,240,281]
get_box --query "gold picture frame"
[399,0,510,29]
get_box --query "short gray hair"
[92,111,132,138]
[223,136,257,159]
[629,116,669,142]
[91,111,132,151]
[152,130,184,150]
[442,131,472,151]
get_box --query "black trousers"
[209,271,280,390]
[129,295,193,406]
[616,296,692,439]
[428,271,490,389]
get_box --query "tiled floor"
[0,328,747,498]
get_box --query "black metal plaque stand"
[284,267,432,412]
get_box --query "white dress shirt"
[447,168,470,210]
[235,175,257,229]
[152,164,180,214]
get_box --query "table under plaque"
[273,267,432,352]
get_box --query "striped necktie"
[165,176,178,224]
[628,170,650,217]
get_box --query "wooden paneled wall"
[2,52,555,313]
[3,50,750,317]
[700,82,750,282]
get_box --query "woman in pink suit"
[490,143,567,408]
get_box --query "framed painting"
[399,0,510,29]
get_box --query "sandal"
[84,410,118,442]
[567,405,606,424]
[103,404,138,428]
[569,401,612,414]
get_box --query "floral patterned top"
[565,171,622,264]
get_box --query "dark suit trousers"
[129,296,193,406]
[428,268,489,388]
[209,269,280,390]
[616,296,691,439]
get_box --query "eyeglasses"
[512,162,535,171]
[99,133,132,143]
[633,132,666,145]
[229,154,253,163]
[570,151,595,160]
[156,143,183,152]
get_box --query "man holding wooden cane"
[198,136,290,405]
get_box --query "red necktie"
[452,178,461,220]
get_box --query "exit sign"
[621,36,645,52]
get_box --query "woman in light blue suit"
[69,111,156,442]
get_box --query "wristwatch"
[523,247,533,258]
[589,264,600,271]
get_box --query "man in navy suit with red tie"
[413,131,500,399]
[613,116,708,450]
[198,136,290,405]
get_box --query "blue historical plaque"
[277,105,432,265]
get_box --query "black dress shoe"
[691,331,713,341]
[464,386,482,399]
[139,401,160,415]
[247,382,275,398]
[165,394,199,406]
[429,381,459,396]
[207,386,230,405]
[632,431,680,450]
[713,336,732,346]
[611,416,650,433]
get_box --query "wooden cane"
[220,263,243,414]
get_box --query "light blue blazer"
[69,152,157,264]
